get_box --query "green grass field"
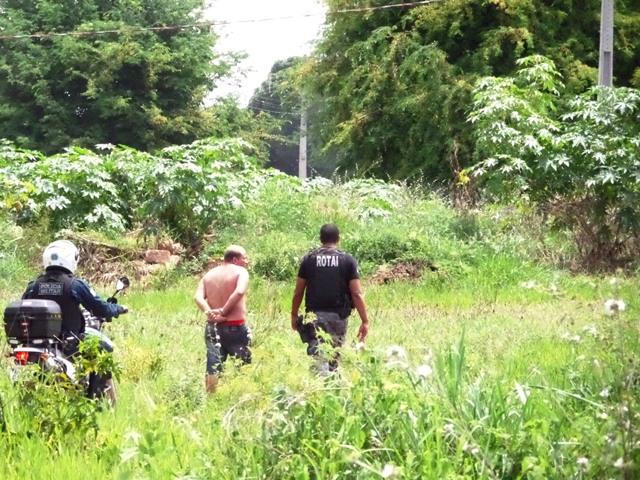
[1,181,638,479]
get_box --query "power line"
[249,105,299,116]
[0,0,443,41]
[252,96,289,109]
[330,0,442,15]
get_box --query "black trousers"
[305,311,348,371]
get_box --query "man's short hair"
[224,245,246,262]
[320,224,340,244]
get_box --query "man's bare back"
[201,264,248,321]
[194,245,251,394]
[194,246,249,323]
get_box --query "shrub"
[469,55,640,270]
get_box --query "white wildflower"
[515,381,529,405]
[614,457,624,469]
[604,299,626,315]
[599,388,610,398]
[577,457,589,467]
[550,284,559,294]
[354,341,365,352]
[442,423,455,435]
[415,364,433,379]
[230,196,244,209]
[520,280,536,289]
[471,447,480,455]
[385,345,407,363]
[598,412,608,419]
[407,410,418,427]
[609,277,619,286]
[381,463,399,479]
[124,430,142,444]
[571,335,581,343]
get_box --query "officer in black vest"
[23,240,127,398]
[291,224,369,372]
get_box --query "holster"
[296,315,314,344]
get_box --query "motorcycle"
[3,276,130,405]
[83,276,130,349]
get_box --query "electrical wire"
[251,97,288,109]
[0,0,443,41]
[249,105,299,116]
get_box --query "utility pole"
[298,108,308,180]
[598,0,614,87]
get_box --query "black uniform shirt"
[298,247,359,313]
[23,267,125,334]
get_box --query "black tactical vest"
[25,270,85,334]
[303,247,353,316]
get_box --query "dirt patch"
[370,260,435,284]
[75,243,138,283]
[68,234,182,284]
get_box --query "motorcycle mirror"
[115,276,130,293]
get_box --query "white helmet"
[43,240,79,274]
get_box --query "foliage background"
[0,0,240,154]
[0,2,640,477]
[1,177,639,479]
[284,0,640,182]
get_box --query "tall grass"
[1,180,639,479]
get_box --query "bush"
[469,55,640,270]
[342,229,430,274]
[0,138,276,246]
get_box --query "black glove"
[296,315,314,344]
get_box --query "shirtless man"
[194,245,251,393]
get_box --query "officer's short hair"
[320,224,340,244]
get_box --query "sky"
[205,0,327,105]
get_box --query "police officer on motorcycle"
[22,240,127,401]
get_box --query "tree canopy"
[249,58,302,176]
[470,55,640,266]
[0,0,235,154]
[297,0,640,183]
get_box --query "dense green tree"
[250,57,344,178]
[470,55,640,267]
[0,0,235,154]
[300,1,469,181]
[249,58,301,176]
[203,97,281,161]
[300,0,640,183]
